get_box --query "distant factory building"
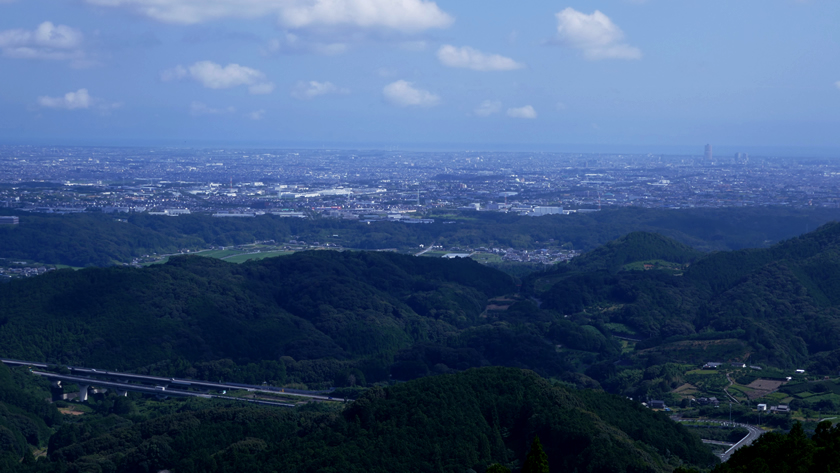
[164,208,191,216]
[0,216,19,225]
[704,144,713,161]
[212,212,256,218]
[531,206,563,216]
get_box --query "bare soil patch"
[744,379,786,399]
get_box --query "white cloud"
[263,32,347,56]
[474,100,501,117]
[281,0,453,31]
[507,105,537,119]
[437,45,523,72]
[0,21,87,64]
[247,109,266,120]
[835,81,840,90]
[162,61,274,94]
[189,101,235,116]
[38,89,92,110]
[382,80,439,107]
[37,88,121,112]
[291,80,348,100]
[84,0,453,32]
[554,8,641,60]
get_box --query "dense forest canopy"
[1,367,718,473]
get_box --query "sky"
[0,0,839,154]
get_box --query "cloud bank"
[554,8,641,60]
[37,88,121,111]
[162,61,274,94]
[383,80,439,107]
[85,0,453,32]
[0,21,86,63]
[437,45,523,71]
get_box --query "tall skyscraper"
[704,144,713,161]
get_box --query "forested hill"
[0,363,61,470]
[0,250,524,385]
[529,221,840,371]
[566,231,702,274]
[2,206,840,266]
[29,368,717,473]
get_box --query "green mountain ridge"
[0,251,532,386]
[530,222,840,371]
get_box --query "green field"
[223,251,293,263]
[470,253,503,264]
[622,259,685,272]
[194,249,244,258]
[604,322,637,335]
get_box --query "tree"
[486,464,510,473]
[522,436,549,473]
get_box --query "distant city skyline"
[1,1,839,154]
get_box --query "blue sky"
[1,0,839,154]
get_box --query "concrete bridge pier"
[79,385,89,402]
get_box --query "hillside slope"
[39,367,717,473]
[529,222,840,370]
[0,251,524,386]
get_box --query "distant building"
[442,253,471,259]
[531,206,563,216]
[705,144,713,161]
[212,212,256,218]
[164,208,190,216]
[649,400,666,409]
[696,397,720,407]
[270,211,306,218]
[0,216,19,225]
[703,362,722,369]
[757,404,767,411]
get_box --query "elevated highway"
[1,358,345,404]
